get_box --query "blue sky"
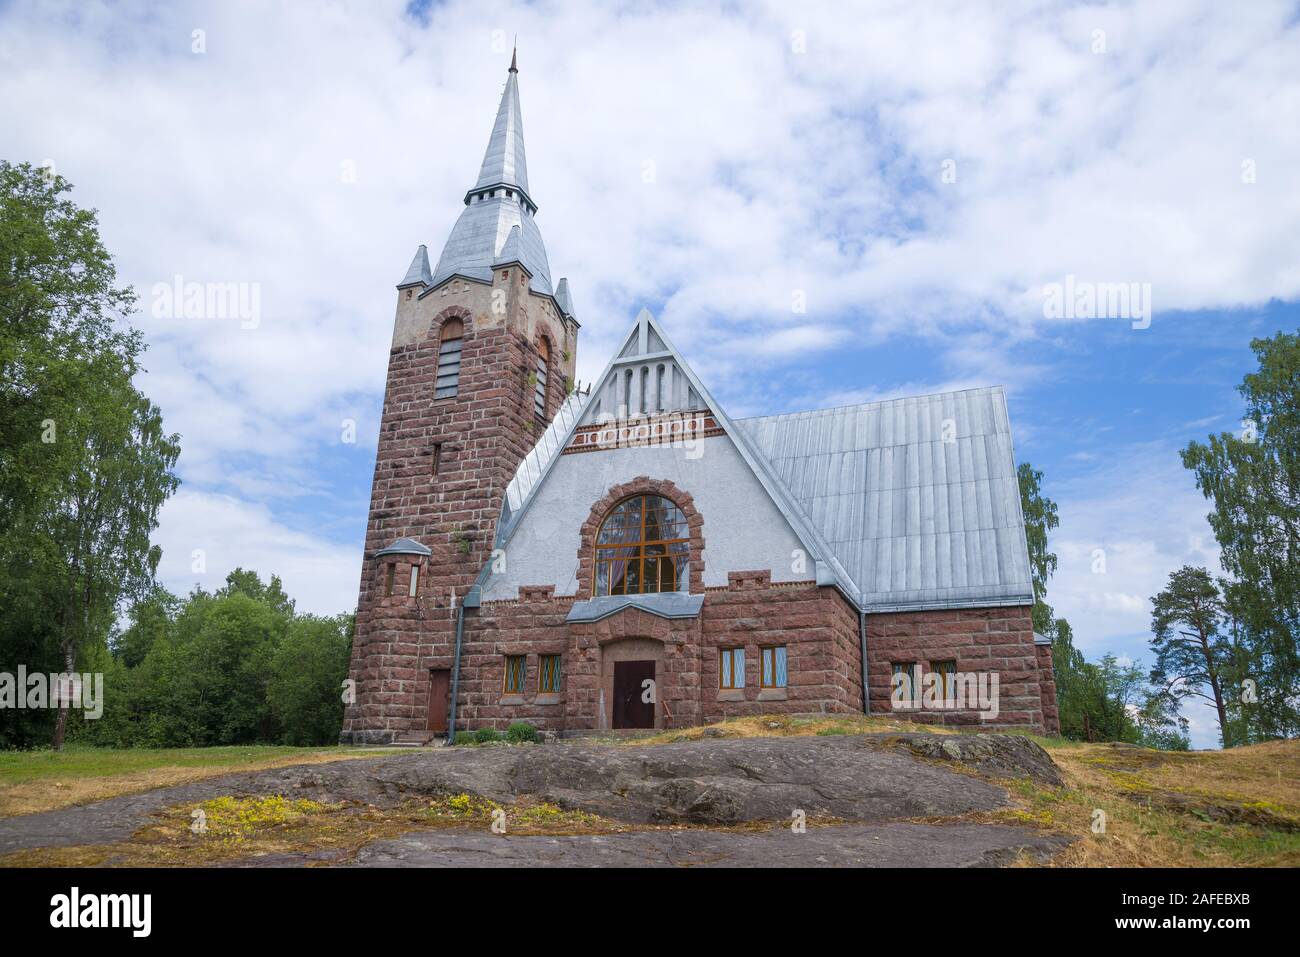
[4,0,1298,748]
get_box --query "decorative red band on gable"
[564,410,725,455]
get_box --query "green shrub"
[506,722,541,744]
[473,727,502,744]
[453,731,476,746]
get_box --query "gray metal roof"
[566,593,704,623]
[554,277,574,318]
[429,64,554,296]
[398,244,432,287]
[735,387,1033,611]
[373,537,432,558]
[430,192,553,296]
[496,389,590,546]
[472,68,530,201]
[493,224,523,267]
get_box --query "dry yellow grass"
[0,792,846,868]
[634,715,1300,867]
[994,739,1300,867]
[633,713,959,745]
[4,724,1294,868]
[0,748,391,818]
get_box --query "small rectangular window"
[408,565,420,598]
[930,660,957,702]
[720,647,745,690]
[384,563,395,597]
[761,646,787,688]
[432,442,442,476]
[503,655,526,695]
[891,662,921,707]
[539,654,561,694]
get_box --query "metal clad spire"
[429,54,556,296]
[473,58,530,198]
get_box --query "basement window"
[719,647,745,690]
[760,646,787,688]
[929,660,957,702]
[891,662,921,708]
[503,655,526,695]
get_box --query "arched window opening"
[594,494,689,596]
[534,338,550,420]
[436,318,464,399]
[655,364,666,412]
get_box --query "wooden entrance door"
[426,669,450,734]
[613,660,656,729]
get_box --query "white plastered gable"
[482,309,857,602]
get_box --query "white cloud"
[154,489,359,616]
[1,0,1294,640]
[1049,441,1222,649]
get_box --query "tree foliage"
[1149,566,1234,746]
[74,570,352,748]
[0,161,180,748]
[1181,331,1300,743]
[1019,461,1187,748]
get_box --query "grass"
[3,722,1296,868]
[0,744,391,817]
[635,714,1300,867]
[0,791,844,868]
[632,713,961,745]
[1022,739,1300,867]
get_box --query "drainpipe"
[445,601,466,745]
[859,609,870,716]
[446,569,487,744]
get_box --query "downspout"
[446,566,488,744]
[859,608,870,716]
[445,602,466,744]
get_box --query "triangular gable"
[492,308,862,606]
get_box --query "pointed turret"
[555,277,575,318]
[492,224,525,269]
[397,244,432,288]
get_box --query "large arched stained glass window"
[594,494,689,596]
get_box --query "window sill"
[716,689,746,702]
[535,694,561,706]
[757,689,788,701]
[499,695,526,705]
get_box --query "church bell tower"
[341,51,579,744]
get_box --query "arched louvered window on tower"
[435,318,463,399]
[534,338,549,420]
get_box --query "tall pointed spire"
[430,55,555,296]
[471,53,531,203]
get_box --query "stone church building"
[340,57,1059,744]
